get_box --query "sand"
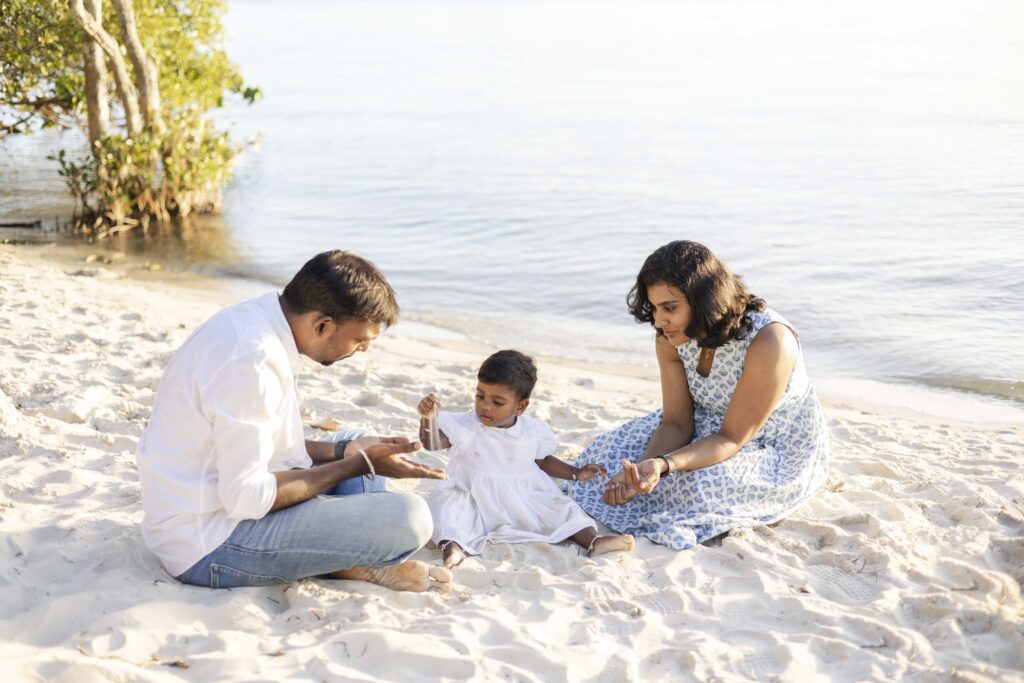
[1,247,1022,682]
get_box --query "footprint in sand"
[780,519,839,549]
[805,563,883,605]
[956,607,998,636]
[721,630,792,680]
[569,611,644,644]
[899,593,958,627]
[806,636,869,670]
[988,536,1024,583]
[836,614,911,651]
[827,512,882,538]
[322,631,477,680]
[638,591,689,618]
[858,461,904,479]
[932,558,1007,598]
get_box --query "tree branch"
[68,0,143,138]
[82,0,110,148]
[111,0,163,135]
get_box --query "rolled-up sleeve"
[202,355,281,520]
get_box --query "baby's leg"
[569,527,635,557]
[438,539,467,569]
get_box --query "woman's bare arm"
[641,334,695,459]
[603,335,695,504]
[624,323,798,496]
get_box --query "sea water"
[3,0,1022,419]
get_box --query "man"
[137,250,450,591]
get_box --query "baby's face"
[474,381,526,429]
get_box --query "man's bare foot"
[440,540,466,569]
[330,561,452,592]
[588,534,635,557]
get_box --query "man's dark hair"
[281,250,398,326]
[477,349,538,400]
[627,240,766,348]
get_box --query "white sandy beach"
[1,247,1022,682]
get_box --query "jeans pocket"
[210,563,287,589]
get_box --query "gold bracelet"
[658,455,673,475]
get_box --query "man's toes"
[429,565,453,583]
[430,578,453,594]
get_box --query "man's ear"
[516,398,530,415]
[312,315,333,338]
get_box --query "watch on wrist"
[334,439,351,461]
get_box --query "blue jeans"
[177,433,433,589]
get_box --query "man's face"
[311,318,381,366]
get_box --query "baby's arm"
[417,393,452,451]
[535,455,607,482]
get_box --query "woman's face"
[646,281,693,345]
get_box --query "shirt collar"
[472,411,525,436]
[260,292,304,376]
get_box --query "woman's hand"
[573,463,607,482]
[622,458,663,495]
[601,469,639,505]
[417,393,440,418]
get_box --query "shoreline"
[1,247,1022,681]
[5,240,1022,429]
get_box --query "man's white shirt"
[137,292,309,576]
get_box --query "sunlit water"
[3,0,1023,417]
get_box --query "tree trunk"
[110,0,163,135]
[68,0,143,139]
[81,0,110,151]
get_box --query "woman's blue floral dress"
[568,309,830,549]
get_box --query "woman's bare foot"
[440,540,466,569]
[330,561,452,592]
[588,534,635,557]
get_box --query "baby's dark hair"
[477,350,538,400]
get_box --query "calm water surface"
[3,0,1022,412]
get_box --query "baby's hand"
[574,463,608,482]
[417,393,440,418]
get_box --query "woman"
[568,240,829,549]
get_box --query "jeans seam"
[210,563,287,588]
[220,544,383,563]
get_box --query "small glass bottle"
[424,408,441,450]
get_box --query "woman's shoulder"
[744,310,800,373]
[747,306,787,329]
[736,307,794,342]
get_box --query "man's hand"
[574,463,608,482]
[343,435,408,458]
[359,439,447,480]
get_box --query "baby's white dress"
[427,411,596,554]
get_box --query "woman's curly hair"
[627,241,766,348]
